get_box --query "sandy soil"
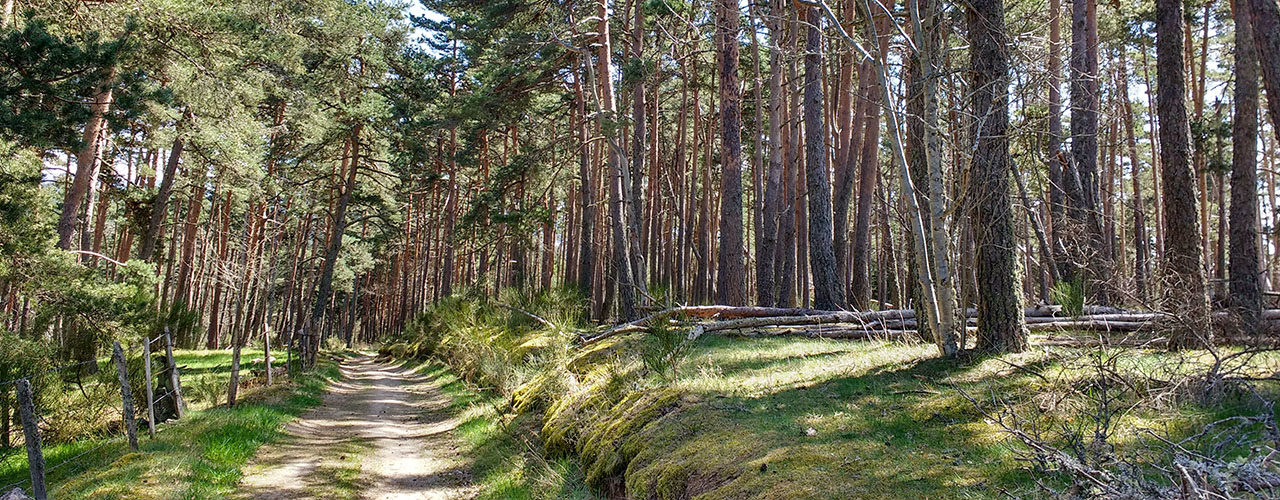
[238,355,477,500]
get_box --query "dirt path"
[238,355,477,500]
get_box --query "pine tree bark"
[1249,0,1280,144]
[57,80,114,250]
[1156,0,1210,348]
[832,2,859,299]
[1118,49,1148,301]
[1230,0,1262,332]
[1069,0,1112,303]
[308,126,362,365]
[850,10,892,309]
[628,1,648,294]
[905,0,957,353]
[593,0,638,319]
[756,0,785,307]
[140,116,189,262]
[802,6,843,311]
[716,0,746,305]
[968,0,1028,352]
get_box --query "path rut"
[238,355,476,500]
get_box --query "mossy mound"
[579,388,683,487]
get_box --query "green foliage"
[0,17,127,149]
[0,142,50,261]
[159,300,204,349]
[1051,274,1087,318]
[639,319,690,382]
[190,373,225,407]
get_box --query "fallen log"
[585,306,1280,345]
[1033,336,1170,348]
[581,305,878,345]
[721,326,925,341]
[1026,320,1155,332]
[1023,313,1168,324]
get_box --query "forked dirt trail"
[238,355,476,500]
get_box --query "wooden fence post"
[264,321,272,387]
[16,379,47,500]
[1,365,10,450]
[286,329,295,378]
[163,328,186,419]
[112,342,139,451]
[142,340,155,438]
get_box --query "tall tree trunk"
[968,0,1028,353]
[850,8,892,309]
[57,80,114,250]
[140,117,188,262]
[1156,0,1210,348]
[758,0,788,307]
[802,7,843,310]
[1249,0,1280,144]
[174,173,207,308]
[628,0,648,295]
[1069,0,1111,303]
[832,2,859,297]
[308,126,362,366]
[716,0,746,305]
[592,0,637,320]
[1230,0,1262,332]
[917,14,957,355]
[1118,49,1149,301]
[1047,0,1067,282]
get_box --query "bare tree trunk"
[628,1,648,296]
[174,172,207,308]
[757,0,785,307]
[716,0,746,305]
[850,8,892,309]
[1047,0,1067,282]
[140,116,189,262]
[1069,0,1111,304]
[968,0,1028,353]
[57,80,114,250]
[1118,49,1149,301]
[832,2,859,299]
[802,6,843,311]
[1249,0,1280,144]
[590,0,637,319]
[1156,0,1210,348]
[1230,0,1262,332]
[308,126,362,366]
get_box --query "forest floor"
[237,355,478,500]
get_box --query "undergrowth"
[383,290,1280,500]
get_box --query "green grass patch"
[0,351,339,500]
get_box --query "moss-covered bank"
[383,292,1279,499]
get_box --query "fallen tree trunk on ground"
[583,305,1280,345]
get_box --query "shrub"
[1051,274,1086,317]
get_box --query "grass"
[594,336,1277,499]
[389,292,1280,500]
[0,349,340,500]
[405,360,601,500]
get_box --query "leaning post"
[112,341,139,451]
[16,379,47,500]
[264,322,273,387]
[163,327,186,419]
[142,339,156,438]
